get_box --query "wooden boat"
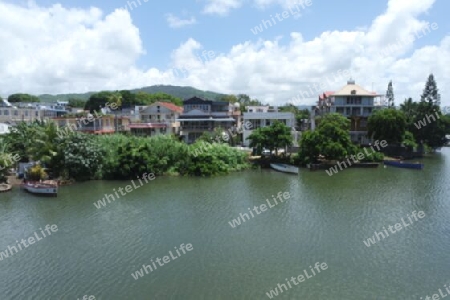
[270,163,299,174]
[21,181,58,197]
[0,183,12,193]
[383,160,424,170]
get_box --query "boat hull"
[270,164,299,174]
[21,183,58,197]
[383,160,424,170]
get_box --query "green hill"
[37,85,227,102]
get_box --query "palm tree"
[400,98,418,125]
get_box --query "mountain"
[37,85,227,102]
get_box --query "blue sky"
[0,0,449,105]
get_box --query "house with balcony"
[242,106,298,147]
[176,97,240,144]
[314,79,381,144]
[52,113,130,135]
[129,102,183,136]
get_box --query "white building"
[0,123,11,135]
[242,106,298,147]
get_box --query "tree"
[297,113,356,163]
[8,93,40,103]
[68,98,86,108]
[119,90,137,108]
[410,101,447,149]
[84,91,122,113]
[217,95,238,103]
[400,98,418,126]
[421,74,440,106]
[134,92,182,106]
[247,121,293,155]
[386,80,395,108]
[368,109,406,144]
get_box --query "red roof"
[319,91,335,100]
[155,102,183,113]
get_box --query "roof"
[154,102,183,113]
[319,91,335,100]
[333,82,378,97]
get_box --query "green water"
[1,149,450,299]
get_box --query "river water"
[1,148,450,299]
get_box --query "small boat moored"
[0,183,12,193]
[270,163,299,174]
[383,160,424,170]
[21,181,58,197]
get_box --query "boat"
[0,183,12,193]
[270,163,299,174]
[21,181,58,197]
[383,160,424,170]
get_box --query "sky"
[0,0,449,106]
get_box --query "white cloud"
[202,0,243,16]
[0,0,449,107]
[165,13,197,28]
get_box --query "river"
[1,148,450,299]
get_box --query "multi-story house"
[242,106,298,147]
[314,79,381,144]
[129,102,183,136]
[177,97,240,144]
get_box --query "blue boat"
[383,160,424,170]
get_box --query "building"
[314,79,381,144]
[129,102,183,136]
[0,123,11,135]
[242,106,298,147]
[0,102,69,124]
[52,113,130,135]
[177,97,240,144]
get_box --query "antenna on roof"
[347,78,355,85]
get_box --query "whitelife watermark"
[131,243,193,280]
[0,153,20,171]
[363,211,425,247]
[228,191,290,228]
[325,140,388,176]
[420,281,450,300]
[377,22,439,59]
[0,224,58,261]
[56,101,119,139]
[250,0,312,35]
[93,172,155,209]
[122,0,149,12]
[265,262,328,298]
[414,109,443,130]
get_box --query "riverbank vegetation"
[1,121,251,181]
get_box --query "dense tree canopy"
[298,113,357,163]
[247,121,293,155]
[8,93,40,103]
[367,109,406,144]
[84,91,122,112]
[68,98,86,108]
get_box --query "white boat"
[270,163,299,174]
[21,181,58,197]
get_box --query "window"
[14,110,18,116]
[3,110,8,115]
